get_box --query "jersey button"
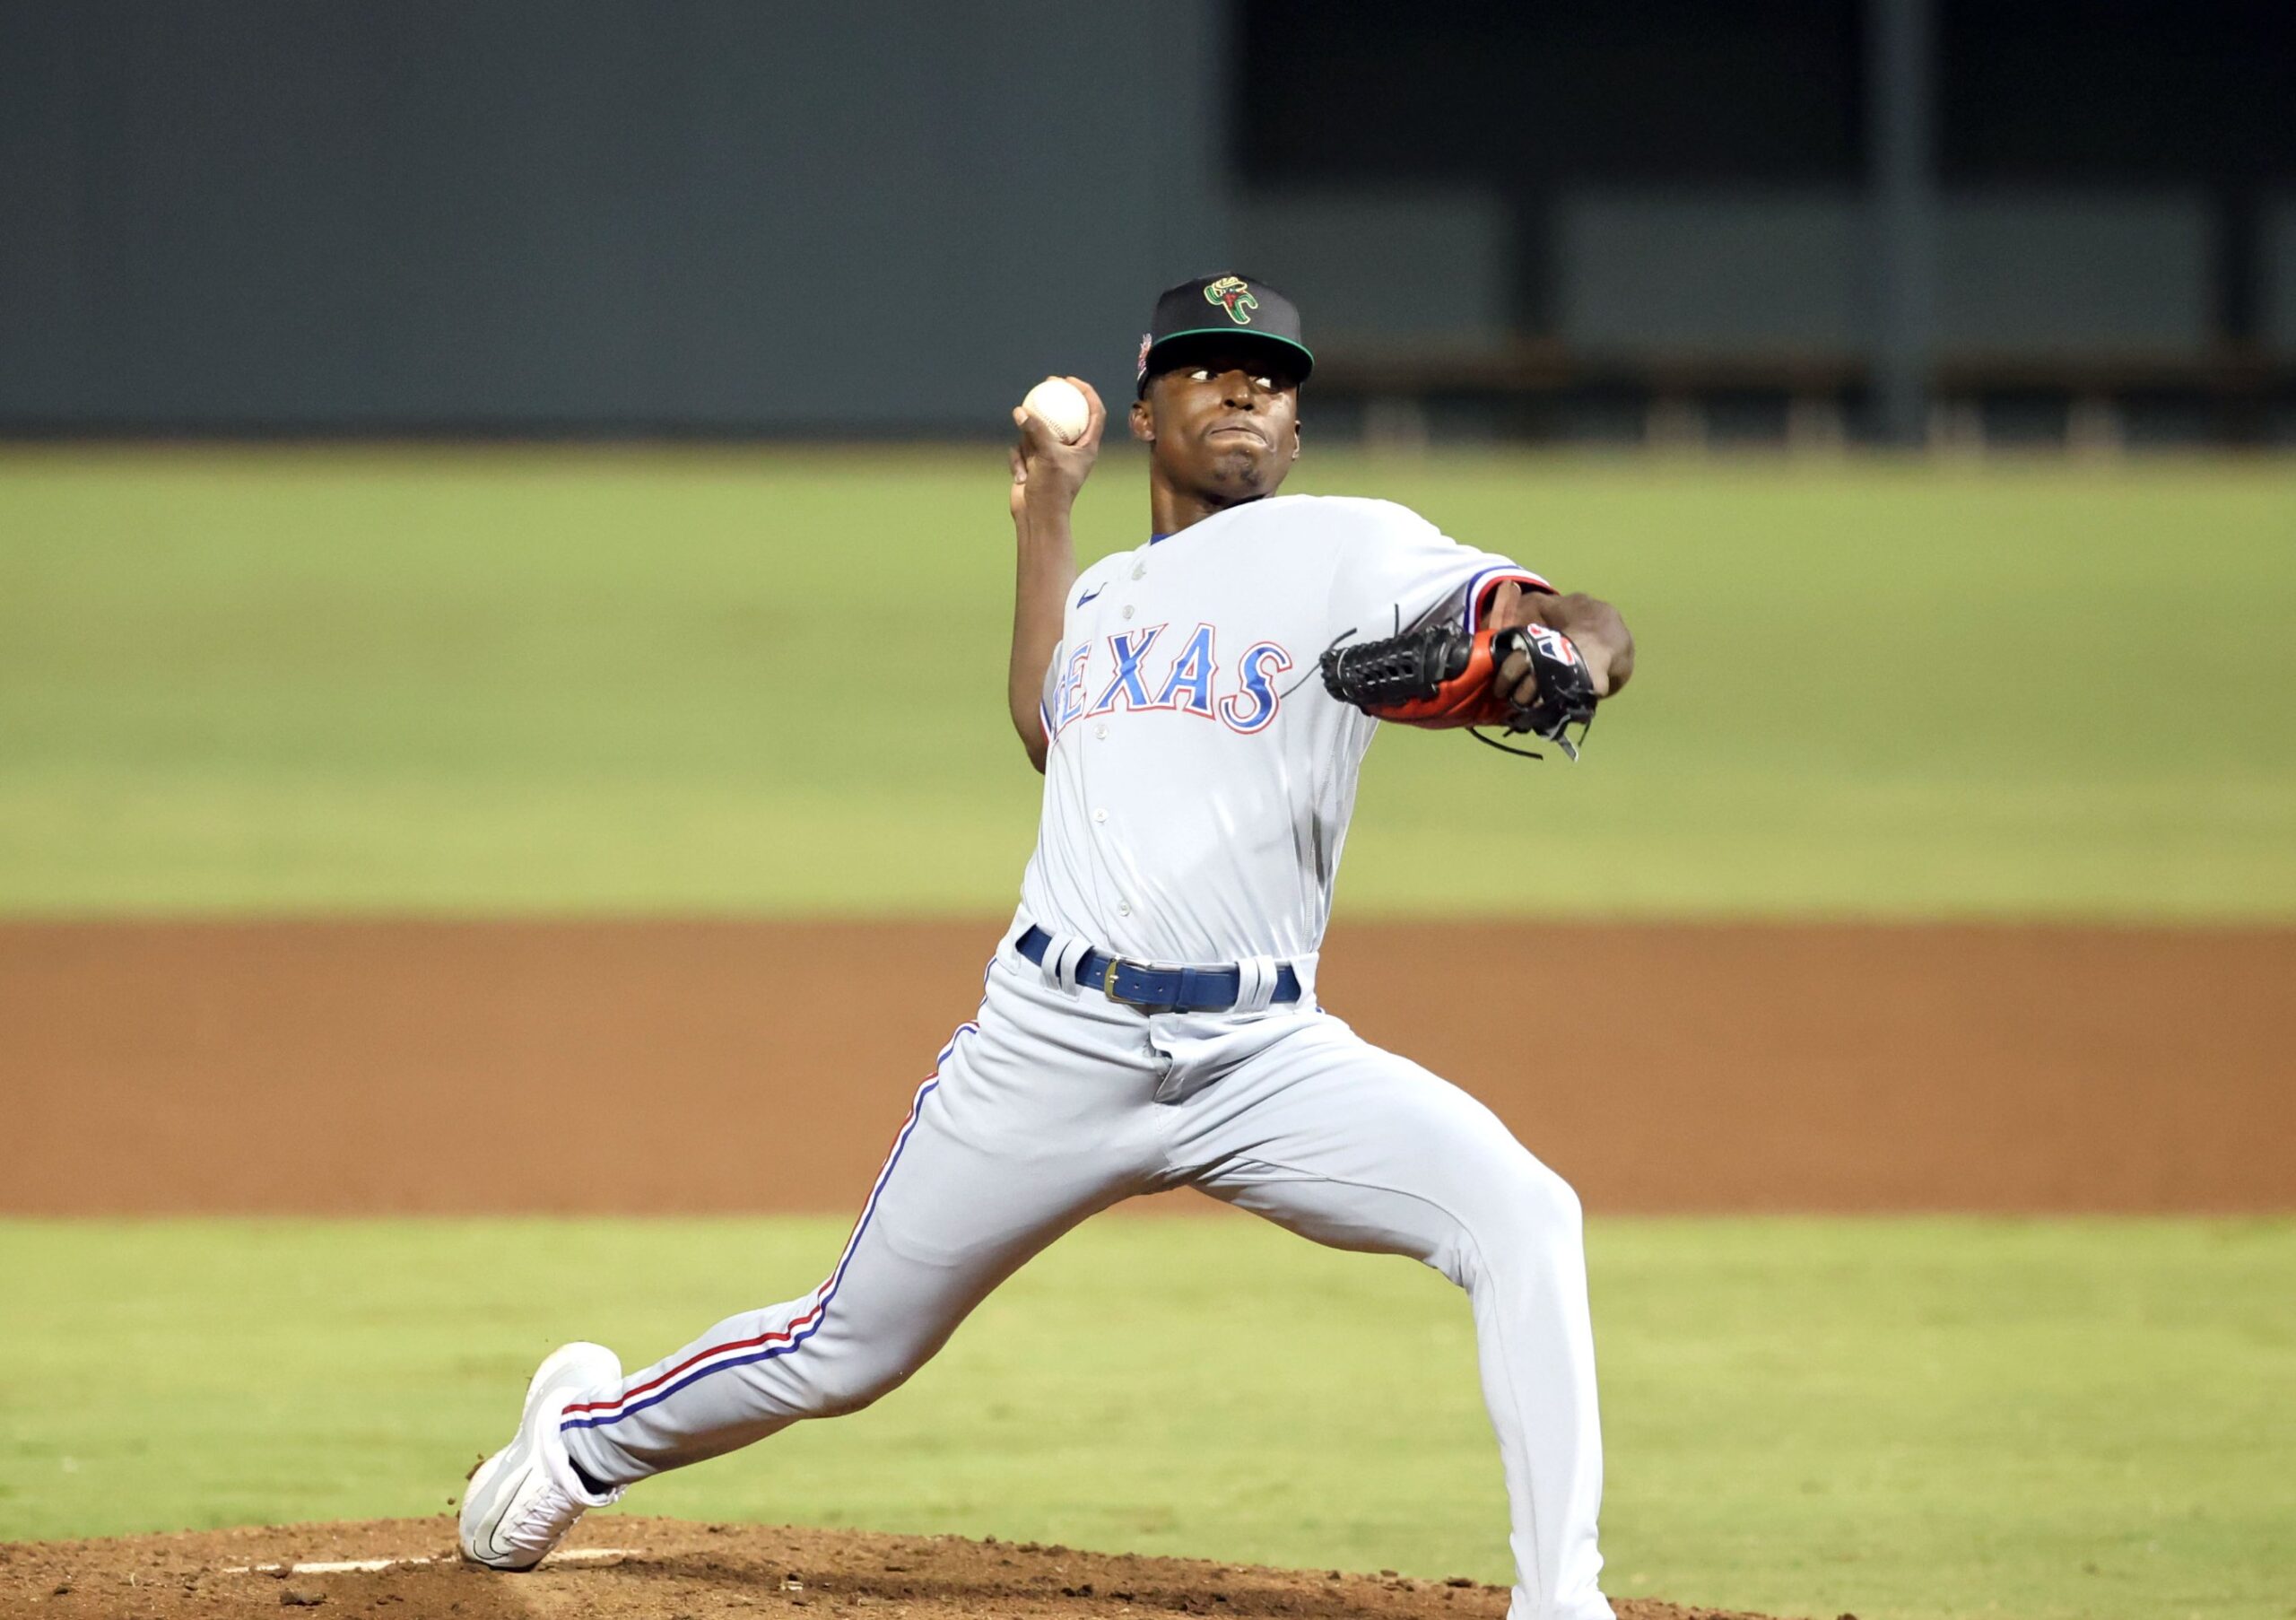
[1131,564,1146,579]
[1092,723,1108,740]
[1121,605,1135,621]
[1117,901,1132,917]
[1092,807,1108,823]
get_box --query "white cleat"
[459,1342,625,1571]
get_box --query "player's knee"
[1535,1161,1585,1236]
[804,1354,912,1418]
[1435,1154,1582,1289]
[1442,1147,1582,1272]
[1496,1152,1582,1243]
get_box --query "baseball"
[1022,376,1091,443]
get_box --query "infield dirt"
[1,1515,1773,1620]
[4,918,2290,1215]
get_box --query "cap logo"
[1204,275,1258,327]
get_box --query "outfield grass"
[3,448,2290,919]
[3,1215,2290,1620]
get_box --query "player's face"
[1131,350,1301,503]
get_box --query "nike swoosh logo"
[1076,587,1103,607]
[480,1468,523,1561]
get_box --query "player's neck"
[1147,481,1272,539]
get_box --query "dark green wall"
[0,2,1227,432]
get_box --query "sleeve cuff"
[1464,566,1556,633]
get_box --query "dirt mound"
[0,1517,1785,1620]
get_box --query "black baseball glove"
[1318,622,1599,759]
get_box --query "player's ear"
[1127,396,1154,444]
[1291,418,1303,460]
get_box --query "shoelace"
[499,1479,583,1553]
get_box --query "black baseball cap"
[1135,273,1314,396]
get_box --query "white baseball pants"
[557,936,1613,1620]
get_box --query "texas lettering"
[1048,625,1294,737]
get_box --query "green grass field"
[4,1215,2291,1620]
[3,448,2291,918]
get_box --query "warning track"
[3,918,2290,1216]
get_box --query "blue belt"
[1016,925,1301,1014]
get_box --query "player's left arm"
[1482,579,1635,701]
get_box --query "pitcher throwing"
[459,274,1636,1620]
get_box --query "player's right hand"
[1008,376,1106,523]
[1485,579,1630,699]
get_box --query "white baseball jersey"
[1022,493,1550,969]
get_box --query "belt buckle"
[1101,955,1180,1015]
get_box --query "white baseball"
[1022,376,1091,443]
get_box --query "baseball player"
[460,274,1635,1620]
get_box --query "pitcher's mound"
[2,1516,1785,1620]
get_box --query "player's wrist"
[1016,497,1080,541]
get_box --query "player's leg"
[463,958,1170,1569]
[1169,1019,1612,1620]
[557,1004,1151,1487]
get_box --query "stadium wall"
[0,1,1228,435]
